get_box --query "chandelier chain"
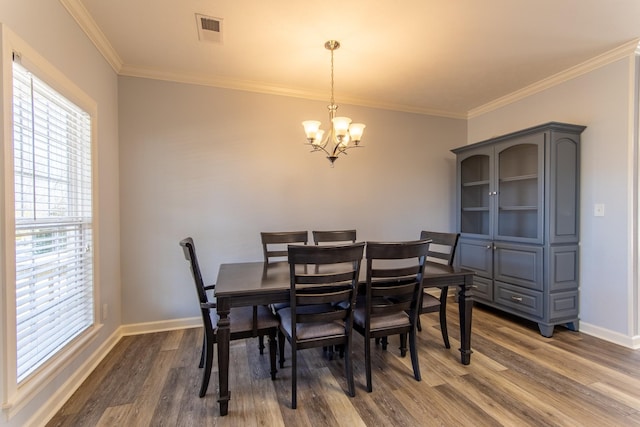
[331,47,335,105]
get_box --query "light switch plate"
[594,203,605,217]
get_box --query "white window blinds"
[12,60,94,382]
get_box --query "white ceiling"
[64,0,640,118]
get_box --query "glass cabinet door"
[459,148,492,237]
[495,134,544,243]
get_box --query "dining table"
[213,260,475,416]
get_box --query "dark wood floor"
[47,302,640,426]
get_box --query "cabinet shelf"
[499,205,537,211]
[499,174,537,182]
[462,180,490,187]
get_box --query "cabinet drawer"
[495,281,543,317]
[470,275,492,302]
[494,243,543,291]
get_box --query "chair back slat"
[294,270,357,285]
[296,288,352,305]
[312,229,357,244]
[261,231,308,264]
[370,265,421,279]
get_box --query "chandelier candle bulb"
[301,39,366,165]
[302,120,321,143]
[349,123,366,144]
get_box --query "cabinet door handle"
[511,296,523,302]
[486,245,492,249]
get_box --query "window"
[12,60,94,382]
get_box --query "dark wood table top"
[215,260,474,299]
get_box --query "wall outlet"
[102,303,108,320]
[594,203,605,217]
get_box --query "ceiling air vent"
[196,13,223,43]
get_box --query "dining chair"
[353,239,430,392]
[312,229,357,359]
[261,230,309,363]
[278,242,365,409]
[179,237,278,398]
[417,230,460,348]
[261,230,309,264]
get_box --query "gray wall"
[118,76,467,324]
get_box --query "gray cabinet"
[453,122,585,337]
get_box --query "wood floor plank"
[95,404,135,427]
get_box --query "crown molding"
[119,64,467,119]
[468,38,640,119]
[59,0,123,72]
[62,0,637,121]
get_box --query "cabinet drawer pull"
[511,296,523,302]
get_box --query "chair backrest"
[364,240,431,327]
[179,237,218,334]
[261,231,308,264]
[287,243,365,336]
[179,237,209,305]
[419,231,460,266]
[312,229,357,245]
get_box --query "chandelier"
[302,40,366,166]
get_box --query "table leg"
[216,298,231,416]
[457,275,474,365]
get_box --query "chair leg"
[199,334,206,369]
[278,330,286,368]
[199,330,214,398]
[344,339,355,397]
[258,335,265,355]
[381,336,388,351]
[417,314,422,332]
[409,328,421,382]
[365,335,373,392]
[399,333,407,357]
[268,331,277,380]
[291,342,297,409]
[439,287,451,349]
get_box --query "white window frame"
[1,24,101,418]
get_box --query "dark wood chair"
[312,229,357,358]
[353,239,430,392]
[417,230,460,348]
[278,242,365,409]
[261,231,309,362]
[261,230,309,264]
[179,237,278,397]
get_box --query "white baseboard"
[120,317,201,336]
[579,322,640,349]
